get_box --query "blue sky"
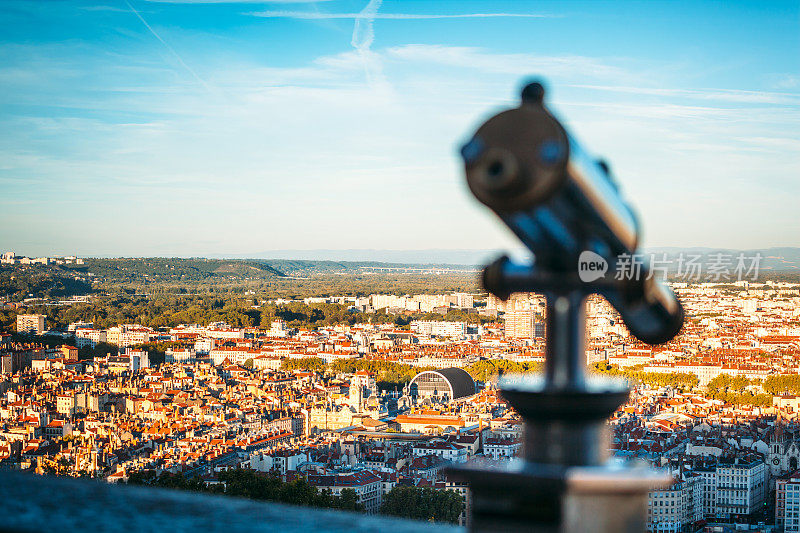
[1,0,798,257]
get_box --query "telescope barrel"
[483,255,683,345]
[463,81,683,345]
[462,82,638,263]
[607,275,685,345]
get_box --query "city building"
[504,309,537,340]
[307,471,383,514]
[647,475,702,533]
[697,455,767,520]
[16,315,46,335]
[409,368,475,401]
[776,470,800,531]
[410,321,467,338]
[74,328,107,348]
[60,345,79,362]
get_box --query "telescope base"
[449,460,670,533]
[447,380,669,531]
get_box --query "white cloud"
[149,0,333,3]
[766,74,800,90]
[734,136,800,151]
[384,44,629,81]
[351,0,380,52]
[568,84,800,106]
[249,11,556,19]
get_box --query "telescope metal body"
[449,81,681,532]
[462,85,637,263]
[462,82,683,346]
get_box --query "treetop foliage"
[592,362,774,407]
[592,362,699,389]
[126,469,362,512]
[283,356,540,389]
[380,486,463,523]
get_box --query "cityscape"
[1,252,800,531]
[1,0,797,531]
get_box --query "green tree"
[464,359,541,382]
[380,486,463,524]
[592,362,699,390]
[282,357,327,372]
[335,488,361,511]
[127,469,363,511]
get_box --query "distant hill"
[75,258,285,284]
[645,247,800,274]
[245,247,800,274]
[205,247,800,272]
[3,248,796,302]
[254,259,479,277]
[0,265,93,300]
[213,249,506,266]
[41,247,800,287]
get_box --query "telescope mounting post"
[450,269,669,532]
[543,290,586,391]
[448,80,681,532]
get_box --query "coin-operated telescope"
[462,81,683,348]
[449,81,682,532]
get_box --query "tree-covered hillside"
[0,265,93,301]
[74,258,285,284]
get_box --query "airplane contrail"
[351,0,380,53]
[124,0,212,92]
[351,0,385,89]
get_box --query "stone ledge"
[0,470,462,533]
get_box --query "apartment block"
[647,475,702,533]
[16,314,46,335]
[504,309,537,340]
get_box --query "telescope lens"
[487,160,504,179]
[463,107,569,213]
[472,147,520,193]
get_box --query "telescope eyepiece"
[463,104,569,213]
[469,147,521,193]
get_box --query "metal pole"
[544,292,586,391]
[449,286,670,532]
